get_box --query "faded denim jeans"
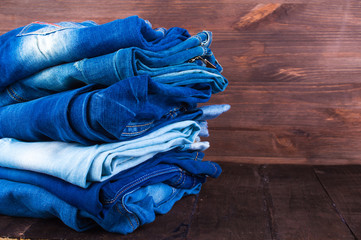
[0,31,225,106]
[0,120,209,188]
[0,16,191,89]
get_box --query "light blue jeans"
[0,120,207,188]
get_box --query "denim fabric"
[0,75,212,144]
[0,16,191,89]
[0,150,220,219]
[0,179,96,232]
[0,120,210,188]
[0,178,201,234]
[198,104,231,120]
[0,32,225,106]
[88,182,202,234]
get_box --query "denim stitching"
[193,35,202,44]
[201,46,207,56]
[112,50,123,82]
[116,203,135,231]
[201,31,211,47]
[17,21,77,37]
[104,167,179,204]
[104,168,179,204]
[123,106,184,135]
[17,23,33,36]
[156,188,181,208]
[173,168,185,186]
[32,21,62,28]
[121,126,152,135]
[178,171,187,188]
[210,162,219,177]
[125,121,154,128]
[6,87,27,102]
[194,151,199,161]
[117,202,141,228]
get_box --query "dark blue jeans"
[0,75,212,144]
[0,150,221,219]
[0,16,190,89]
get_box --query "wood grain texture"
[187,163,271,240]
[314,165,361,239]
[0,195,197,239]
[0,3,360,165]
[1,164,360,239]
[261,165,354,240]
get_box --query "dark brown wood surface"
[1,163,361,239]
[1,0,361,164]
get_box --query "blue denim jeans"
[0,75,212,144]
[0,16,191,89]
[0,178,201,234]
[0,150,221,219]
[0,120,210,188]
[0,31,225,106]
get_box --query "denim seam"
[125,121,154,128]
[178,171,187,188]
[154,187,180,208]
[116,203,136,231]
[112,50,123,82]
[201,31,211,47]
[191,177,196,188]
[201,46,207,56]
[104,168,179,204]
[194,151,199,162]
[193,35,202,45]
[104,167,179,204]
[173,171,184,186]
[17,22,78,37]
[210,162,219,177]
[121,126,152,136]
[6,87,27,102]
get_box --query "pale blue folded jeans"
[0,120,208,188]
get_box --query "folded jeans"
[0,16,190,89]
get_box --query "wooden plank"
[1,1,361,164]
[187,163,271,240]
[314,165,361,239]
[0,215,38,238]
[21,195,197,239]
[205,128,361,164]
[261,165,353,240]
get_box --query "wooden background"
[1,0,361,165]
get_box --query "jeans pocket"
[120,120,154,137]
[16,21,85,36]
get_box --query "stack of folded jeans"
[0,16,229,234]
